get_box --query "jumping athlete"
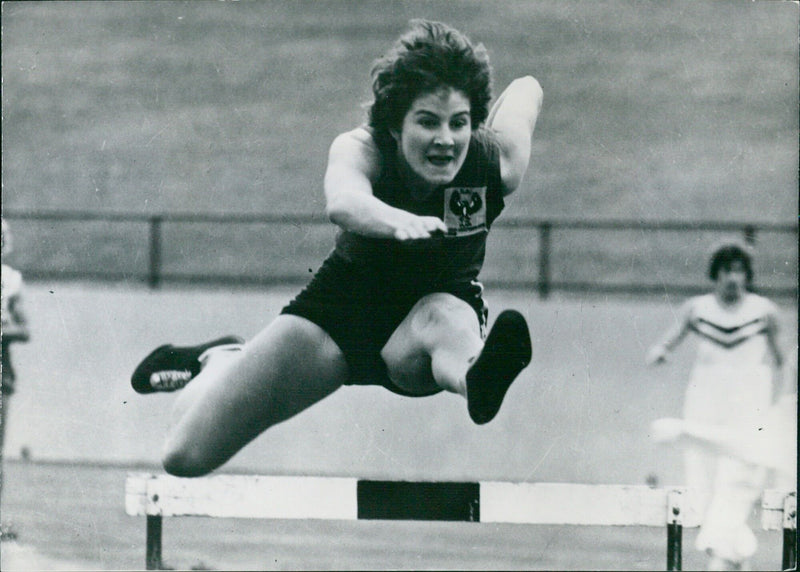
[130,20,544,478]
[646,241,785,571]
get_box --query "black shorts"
[281,253,487,397]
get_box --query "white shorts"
[684,364,772,426]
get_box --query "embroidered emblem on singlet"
[689,317,768,349]
[444,187,487,236]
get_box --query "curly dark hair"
[368,20,493,148]
[708,241,754,287]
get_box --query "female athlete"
[647,241,785,571]
[131,19,544,478]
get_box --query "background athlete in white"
[646,242,786,571]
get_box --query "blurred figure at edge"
[1,218,30,539]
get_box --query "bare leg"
[651,419,769,568]
[700,456,765,569]
[652,410,797,475]
[380,293,483,396]
[162,315,348,476]
[381,293,532,425]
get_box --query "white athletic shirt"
[680,293,780,560]
[687,292,776,370]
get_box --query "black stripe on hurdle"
[357,480,480,522]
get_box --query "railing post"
[145,514,163,570]
[667,490,683,571]
[538,222,552,299]
[148,216,162,289]
[743,224,756,246]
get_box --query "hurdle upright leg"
[782,493,797,571]
[146,514,163,570]
[782,528,796,571]
[666,489,683,571]
[667,521,682,571]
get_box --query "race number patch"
[443,187,487,236]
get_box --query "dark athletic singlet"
[282,127,505,395]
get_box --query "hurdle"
[125,473,796,571]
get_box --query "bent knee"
[411,294,479,337]
[161,439,221,478]
[383,351,437,394]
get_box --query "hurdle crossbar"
[125,473,796,571]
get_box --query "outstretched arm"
[762,303,788,402]
[646,300,693,365]
[323,127,447,240]
[486,76,544,196]
[764,304,784,370]
[777,346,797,399]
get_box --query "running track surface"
[1,462,787,571]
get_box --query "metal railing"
[2,209,797,299]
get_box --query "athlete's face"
[715,259,747,302]
[392,87,472,189]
